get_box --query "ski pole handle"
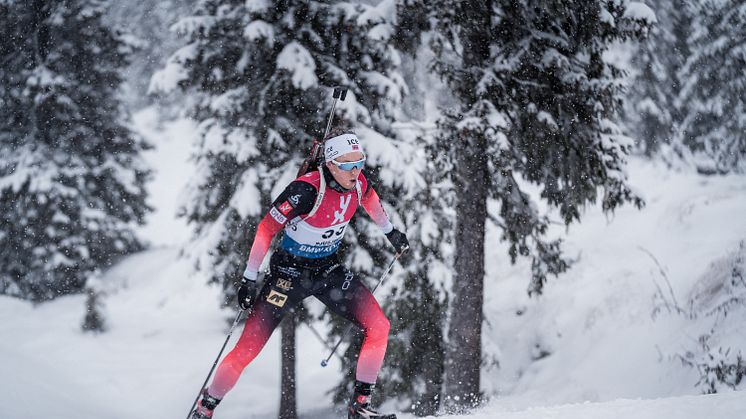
[333,86,346,100]
[320,252,403,367]
[323,86,347,140]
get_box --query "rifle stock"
[296,140,322,178]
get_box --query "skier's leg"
[192,264,306,418]
[316,268,390,384]
[206,297,284,397]
[192,290,287,419]
[315,267,396,418]
[206,270,304,399]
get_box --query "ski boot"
[348,381,397,419]
[190,388,221,419]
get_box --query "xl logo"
[333,195,351,224]
[276,278,293,291]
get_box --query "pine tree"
[154,0,405,302]
[628,0,746,173]
[350,4,453,415]
[154,0,407,412]
[376,137,450,416]
[0,0,150,302]
[676,0,746,174]
[626,0,689,155]
[416,0,652,411]
[82,286,107,333]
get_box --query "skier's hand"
[237,270,258,310]
[385,228,410,255]
[237,279,257,310]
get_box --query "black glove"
[385,228,410,255]
[237,278,258,310]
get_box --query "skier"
[191,130,409,419]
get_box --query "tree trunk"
[443,1,492,412]
[418,321,445,416]
[443,133,488,411]
[279,312,297,419]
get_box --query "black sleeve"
[270,181,318,220]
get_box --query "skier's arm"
[243,181,317,280]
[243,215,284,281]
[360,183,394,234]
[360,178,409,254]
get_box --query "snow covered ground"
[1,110,745,418]
[441,391,746,419]
[482,159,746,409]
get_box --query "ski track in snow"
[2,111,746,418]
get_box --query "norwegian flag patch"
[277,201,293,216]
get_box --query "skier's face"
[326,151,364,189]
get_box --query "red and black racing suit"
[206,167,395,400]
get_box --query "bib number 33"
[321,225,345,239]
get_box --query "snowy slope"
[482,159,746,408]
[1,111,745,418]
[133,108,195,247]
[2,259,745,419]
[2,257,745,419]
[0,248,343,419]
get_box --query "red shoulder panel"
[296,169,322,190]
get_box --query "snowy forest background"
[1,1,746,418]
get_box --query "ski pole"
[186,308,246,419]
[320,247,408,367]
[302,318,344,361]
[323,86,348,139]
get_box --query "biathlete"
[191,130,409,419]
